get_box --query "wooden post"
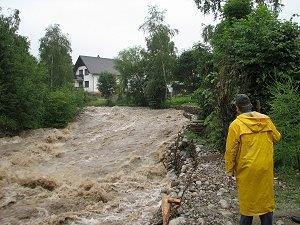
[162,194,181,225]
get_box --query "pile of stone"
[156,131,240,225]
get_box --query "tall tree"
[140,5,177,107]
[194,0,281,18]
[174,43,213,93]
[200,1,300,149]
[97,72,116,99]
[115,47,147,106]
[39,24,73,89]
[0,9,45,133]
[213,3,300,112]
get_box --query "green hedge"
[43,88,83,128]
[270,82,300,170]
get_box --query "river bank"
[159,130,300,225]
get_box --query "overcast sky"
[1,0,299,63]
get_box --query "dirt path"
[0,107,189,225]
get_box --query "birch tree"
[140,5,177,107]
[39,24,73,89]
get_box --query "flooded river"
[0,107,188,225]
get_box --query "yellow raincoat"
[225,111,281,216]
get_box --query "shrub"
[115,47,147,106]
[127,77,147,106]
[0,115,18,134]
[145,79,166,108]
[97,72,116,99]
[270,82,300,170]
[203,111,224,150]
[43,88,78,128]
[191,72,219,118]
[73,88,86,108]
[87,98,108,107]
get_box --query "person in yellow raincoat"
[225,94,281,225]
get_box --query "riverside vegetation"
[0,0,299,223]
[0,10,85,135]
[113,1,299,174]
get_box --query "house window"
[85,81,89,88]
[78,81,83,87]
[79,69,83,75]
[85,69,89,75]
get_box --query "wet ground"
[0,107,188,225]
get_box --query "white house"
[74,55,119,93]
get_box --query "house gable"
[74,55,119,75]
[74,55,119,93]
[74,56,86,75]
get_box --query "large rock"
[169,216,186,225]
[276,220,284,225]
[219,199,229,209]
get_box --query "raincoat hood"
[237,111,270,133]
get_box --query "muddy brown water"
[0,107,188,225]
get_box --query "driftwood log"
[162,194,181,225]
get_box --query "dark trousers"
[240,212,273,225]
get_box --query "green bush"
[127,78,147,106]
[43,89,79,128]
[115,47,147,107]
[114,97,134,106]
[192,87,214,117]
[87,98,108,107]
[0,115,18,134]
[145,79,166,108]
[270,82,300,170]
[185,130,204,145]
[192,4,300,154]
[192,72,217,109]
[97,72,116,99]
[203,111,224,150]
[73,88,86,108]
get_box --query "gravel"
[161,132,239,225]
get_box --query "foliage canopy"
[193,0,282,18]
[174,43,213,94]
[0,10,84,134]
[116,5,177,108]
[0,9,46,133]
[191,1,300,171]
[39,24,73,89]
[270,82,300,169]
[97,72,117,99]
[115,47,147,106]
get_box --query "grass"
[83,93,111,107]
[185,130,206,145]
[84,94,199,108]
[275,169,300,212]
[86,98,108,107]
[166,95,198,107]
